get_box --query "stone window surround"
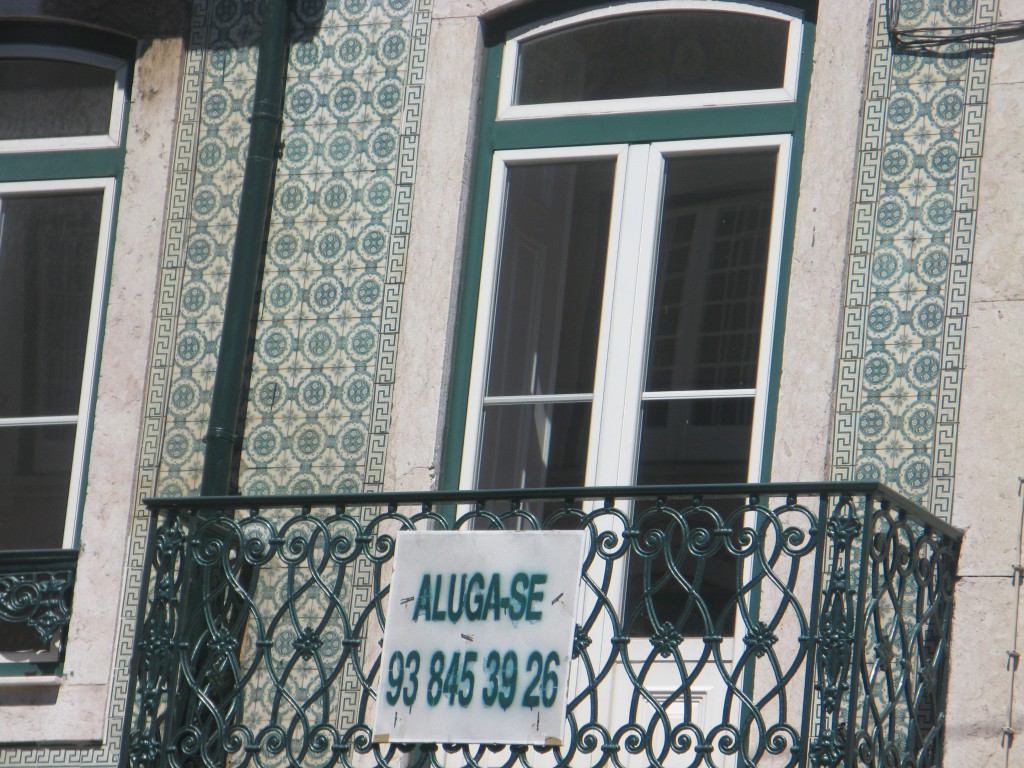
[0,27,184,745]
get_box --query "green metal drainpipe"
[170,2,293,760]
[201,0,292,497]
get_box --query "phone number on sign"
[384,649,561,710]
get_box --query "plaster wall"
[0,37,184,744]
[946,0,1024,761]
[771,0,873,482]
[383,13,481,492]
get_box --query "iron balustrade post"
[845,493,876,766]
[934,533,961,767]
[796,492,831,767]
[122,508,193,768]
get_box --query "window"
[0,178,116,552]
[497,1,803,119]
[438,0,814,746]
[449,0,811,501]
[462,138,792,498]
[0,45,127,151]
[443,1,812,725]
[0,28,132,668]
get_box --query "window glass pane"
[645,151,776,392]
[0,424,76,551]
[0,58,115,140]
[627,398,753,637]
[636,398,753,485]
[476,402,591,489]
[486,160,614,397]
[0,191,103,418]
[516,11,789,105]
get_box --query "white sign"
[373,531,587,745]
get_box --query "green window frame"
[442,0,815,492]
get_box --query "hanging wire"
[886,0,1024,49]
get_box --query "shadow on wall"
[4,0,328,44]
[0,686,58,708]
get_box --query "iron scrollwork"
[124,483,961,768]
[0,549,77,647]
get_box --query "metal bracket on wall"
[1001,480,1024,754]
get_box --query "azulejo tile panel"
[237,0,428,497]
[148,0,430,498]
[0,0,433,764]
[829,0,995,521]
[231,0,434,734]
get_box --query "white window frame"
[0,176,115,667]
[0,45,128,154]
[497,0,804,121]
[460,135,792,493]
[0,176,117,553]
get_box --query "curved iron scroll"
[124,483,960,768]
[0,549,77,648]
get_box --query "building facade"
[0,0,1020,765]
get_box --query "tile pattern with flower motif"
[830,0,994,521]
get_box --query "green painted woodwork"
[0,150,125,183]
[491,104,802,151]
[441,4,816,490]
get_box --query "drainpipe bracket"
[204,426,243,445]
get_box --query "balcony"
[123,483,960,768]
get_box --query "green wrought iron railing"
[0,548,77,670]
[123,483,960,768]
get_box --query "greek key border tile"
[363,0,434,492]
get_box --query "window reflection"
[517,11,789,105]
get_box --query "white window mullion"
[748,135,792,482]
[640,389,757,401]
[589,144,656,487]
[482,393,593,406]
[0,415,79,427]
[460,154,510,490]
[63,178,115,548]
